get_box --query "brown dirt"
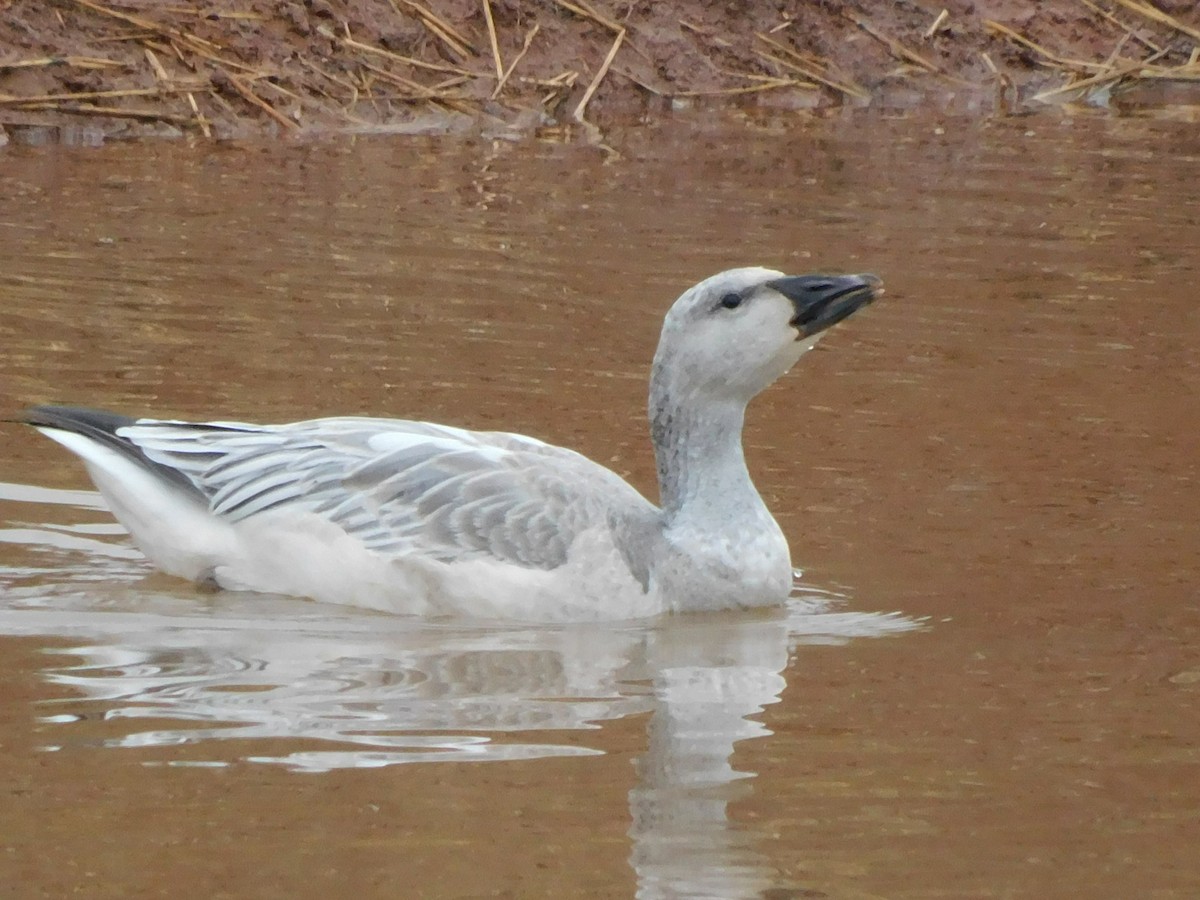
[1,0,1199,142]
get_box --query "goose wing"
[119,416,657,570]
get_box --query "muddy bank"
[2,0,1200,142]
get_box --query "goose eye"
[719,292,743,310]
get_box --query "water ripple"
[1,481,920,773]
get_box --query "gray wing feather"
[120,416,657,571]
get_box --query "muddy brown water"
[1,112,1198,899]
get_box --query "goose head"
[651,266,881,406]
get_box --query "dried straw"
[1032,45,1171,103]
[316,24,470,77]
[389,0,477,60]
[482,0,504,82]
[185,91,211,138]
[492,24,539,99]
[843,11,941,73]
[1112,0,1200,45]
[675,78,810,98]
[0,88,161,104]
[552,0,623,35]
[924,9,950,40]
[0,55,123,70]
[573,28,625,122]
[357,60,466,103]
[220,71,299,130]
[754,34,867,98]
[985,20,1105,71]
[12,103,192,124]
[1077,0,1162,53]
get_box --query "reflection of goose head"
[6,586,916,770]
[0,490,918,894]
[629,610,792,899]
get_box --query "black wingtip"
[22,404,205,499]
[23,404,138,437]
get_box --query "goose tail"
[22,405,228,582]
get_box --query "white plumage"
[25,267,879,621]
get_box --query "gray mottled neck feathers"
[648,362,760,523]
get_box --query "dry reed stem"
[390,0,476,59]
[357,61,474,114]
[143,47,169,81]
[13,102,192,123]
[255,78,303,103]
[185,46,261,75]
[1098,33,1125,71]
[1141,67,1200,80]
[161,9,266,21]
[717,67,809,84]
[208,89,238,118]
[157,39,188,68]
[1101,33,1138,69]
[299,57,358,96]
[1112,0,1200,45]
[984,20,1106,70]
[529,70,577,106]
[0,55,123,70]
[492,24,539,99]
[316,25,471,77]
[924,9,950,39]
[1031,45,1170,102]
[185,90,211,138]
[754,34,868,98]
[552,0,623,35]
[521,72,578,88]
[356,60,456,100]
[80,0,261,80]
[579,0,627,34]
[618,70,666,96]
[221,71,299,130]
[1077,0,1162,53]
[432,75,471,90]
[573,27,624,122]
[297,73,340,105]
[71,0,220,54]
[92,32,157,44]
[1031,61,1142,101]
[675,78,809,97]
[482,0,504,81]
[843,11,940,73]
[0,87,163,104]
[751,51,824,89]
[68,0,161,34]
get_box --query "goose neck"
[650,392,759,520]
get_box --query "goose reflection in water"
[0,481,919,898]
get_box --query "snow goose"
[22,267,879,621]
